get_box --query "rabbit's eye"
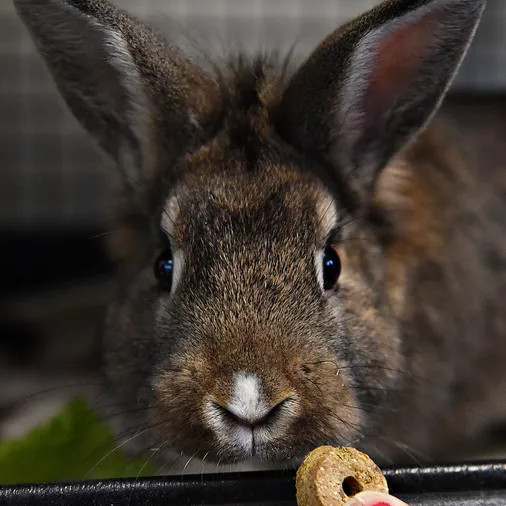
[323,245,341,290]
[154,249,174,290]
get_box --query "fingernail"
[345,490,409,506]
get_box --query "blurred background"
[0,0,505,458]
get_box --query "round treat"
[296,446,388,506]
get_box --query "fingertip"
[344,490,409,506]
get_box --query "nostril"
[213,397,292,429]
[265,397,291,423]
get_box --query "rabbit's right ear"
[276,0,486,209]
[14,0,220,185]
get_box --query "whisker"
[88,231,113,240]
[304,359,340,371]
[152,450,178,477]
[127,440,168,505]
[375,436,432,466]
[338,364,439,386]
[3,382,105,412]
[339,402,374,414]
[334,207,406,233]
[329,412,366,439]
[331,236,372,245]
[302,376,324,397]
[83,426,152,479]
[200,451,210,481]
[336,214,366,230]
[181,451,199,475]
[80,413,176,478]
[97,404,155,420]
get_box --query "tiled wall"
[1,0,505,229]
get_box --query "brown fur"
[15,0,505,469]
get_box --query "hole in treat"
[342,476,363,497]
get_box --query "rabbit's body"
[362,100,506,461]
[15,0,505,470]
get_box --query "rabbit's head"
[15,0,485,465]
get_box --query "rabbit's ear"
[276,0,485,206]
[14,0,220,183]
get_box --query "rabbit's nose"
[204,371,297,457]
[208,371,295,433]
[214,396,291,429]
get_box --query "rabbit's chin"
[155,451,301,475]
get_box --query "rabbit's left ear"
[14,0,220,185]
[276,0,486,205]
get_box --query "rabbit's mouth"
[149,396,359,468]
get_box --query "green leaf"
[0,397,154,484]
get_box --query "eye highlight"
[154,248,174,290]
[322,244,341,291]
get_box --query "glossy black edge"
[1,461,505,505]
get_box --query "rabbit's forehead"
[160,174,339,247]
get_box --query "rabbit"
[14,0,506,472]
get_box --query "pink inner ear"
[363,10,440,118]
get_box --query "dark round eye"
[323,244,341,291]
[154,248,174,290]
